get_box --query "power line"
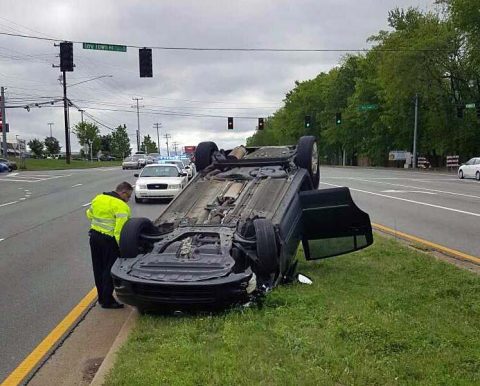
[0,31,465,53]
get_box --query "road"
[1,165,479,382]
[0,167,169,382]
[320,167,480,257]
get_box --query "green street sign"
[358,104,378,111]
[465,103,476,109]
[83,42,127,52]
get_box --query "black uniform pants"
[89,230,119,305]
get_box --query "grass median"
[105,235,480,386]
[15,158,122,170]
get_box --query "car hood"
[136,176,184,185]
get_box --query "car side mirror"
[134,173,139,177]
[179,172,187,177]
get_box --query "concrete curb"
[90,308,139,386]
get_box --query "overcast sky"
[0,0,436,154]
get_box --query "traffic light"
[304,115,311,129]
[228,117,234,130]
[258,117,264,130]
[335,112,342,125]
[139,48,153,78]
[60,42,73,72]
[456,106,464,118]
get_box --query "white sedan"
[458,157,480,181]
[134,164,188,203]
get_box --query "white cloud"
[0,0,437,152]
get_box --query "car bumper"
[122,164,139,169]
[112,269,253,311]
[135,187,182,198]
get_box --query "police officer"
[86,182,133,309]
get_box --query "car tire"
[295,136,320,189]
[134,196,142,203]
[476,171,480,181]
[195,141,218,172]
[119,217,157,259]
[254,218,279,277]
[459,170,464,179]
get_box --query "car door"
[474,158,480,178]
[299,187,373,260]
[464,158,475,177]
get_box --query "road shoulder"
[28,303,133,386]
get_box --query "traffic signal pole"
[63,71,71,164]
[1,87,7,158]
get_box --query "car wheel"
[195,141,218,172]
[253,218,280,277]
[134,196,142,203]
[458,170,464,179]
[119,217,157,259]
[476,171,480,181]
[295,136,320,189]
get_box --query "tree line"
[27,122,162,160]
[247,0,480,166]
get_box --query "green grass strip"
[105,235,480,386]
[14,158,122,170]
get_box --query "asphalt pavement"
[1,165,479,383]
[0,166,169,382]
[320,166,480,257]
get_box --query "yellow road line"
[1,288,97,386]
[372,222,480,265]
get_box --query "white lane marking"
[6,172,19,177]
[329,177,480,200]
[326,177,455,181]
[321,182,480,218]
[0,238,4,242]
[381,190,437,194]
[71,183,83,188]
[19,198,26,201]
[0,201,18,207]
[0,178,37,182]
[82,202,91,207]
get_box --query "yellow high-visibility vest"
[86,193,131,244]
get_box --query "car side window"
[466,159,474,165]
[475,159,480,165]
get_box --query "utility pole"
[172,141,179,156]
[163,133,171,156]
[79,109,84,123]
[413,93,419,169]
[153,122,162,155]
[48,122,54,138]
[62,71,71,164]
[132,97,143,152]
[1,87,7,158]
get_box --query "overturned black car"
[111,136,373,312]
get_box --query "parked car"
[0,158,17,172]
[112,136,373,313]
[122,155,144,169]
[0,162,9,173]
[133,164,188,203]
[458,157,480,180]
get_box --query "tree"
[44,136,61,155]
[100,134,112,154]
[140,134,158,153]
[73,122,100,159]
[111,124,131,158]
[28,138,44,158]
